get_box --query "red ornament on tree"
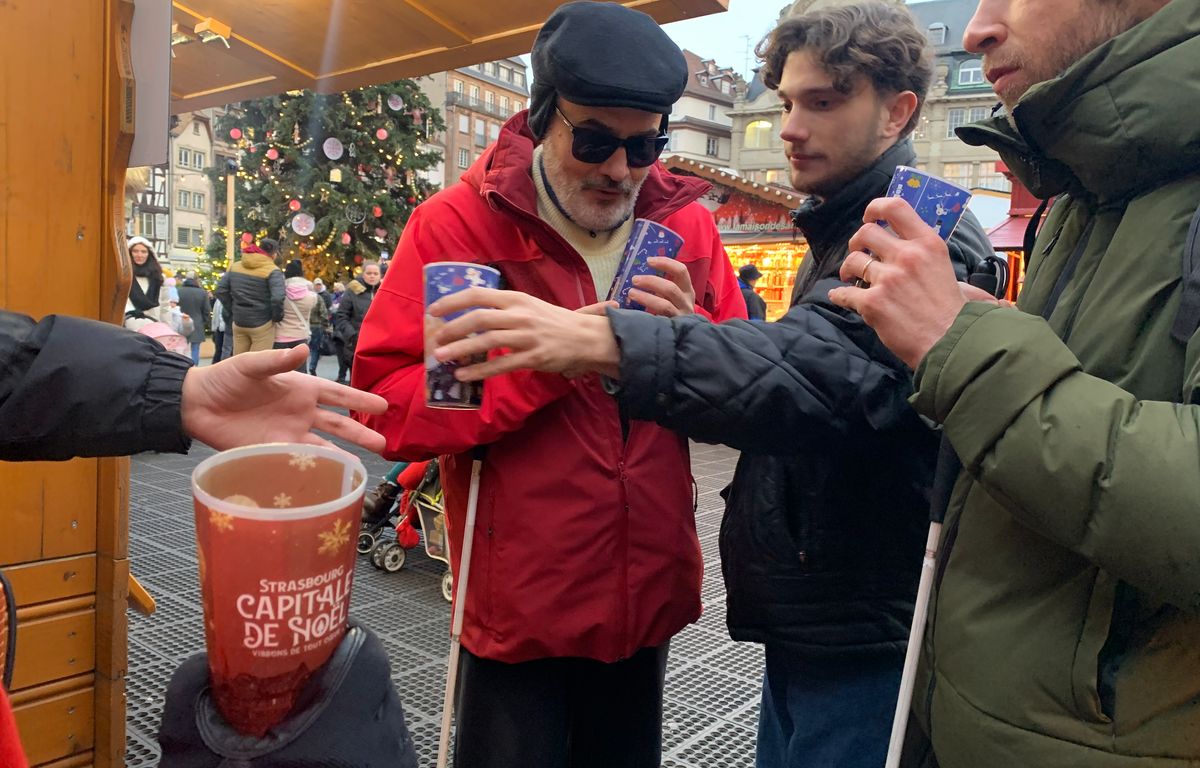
[229,128,242,140]
[240,232,254,244]
[406,196,416,204]
[342,233,352,245]
[266,148,279,160]
[288,199,301,211]
[372,205,382,217]
[375,128,388,140]
[353,254,363,264]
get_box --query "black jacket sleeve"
[609,278,917,454]
[268,270,286,323]
[0,311,193,461]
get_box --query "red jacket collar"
[464,111,711,223]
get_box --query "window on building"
[192,151,206,169]
[192,227,205,247]
[516,72,525,88]
[927,23,947,46]
[454,79,464,95]
[177,226,190,246]
[178,147,191,166]
[708,104,717,121]
[458,148,470,168]
[501,96,509,114]
[178,190,190,208]
[489,62,499,77]
[946,108,966,138]
[459,114,469,133]
[978,161,1012,192]
[193,192,205,210]
[745,120,773,149]
[722,80,730,94]
[139,212,155,235]
[485,91,495,111]
[942,162,973,188]
[192,122,200,135]
[958,59,985,86]
[490,124,500,141]
[705,136,719,157]
[513,99,523,112]
[765,170,780,184]
[698,75,708,86]
[475,63,484,72]
[475,120,487,145]
[969,106,990,123]
[470,85,480,102]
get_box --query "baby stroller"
[360,460,453,602]
[135,320,190,358]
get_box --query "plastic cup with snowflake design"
[191,443,367,737]
[423,261,502,409]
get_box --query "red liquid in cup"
[192,445,366,737]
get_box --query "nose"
[779,109,810,146]
[596,145,632,184]
[963,0,1006,54]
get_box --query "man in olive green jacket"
[830,0,1200,765]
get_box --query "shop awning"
[169,0,730,113]
[987,215,1032,251]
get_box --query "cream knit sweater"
[532,145,632,301]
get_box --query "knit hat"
[527,1,688,138]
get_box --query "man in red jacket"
[352,3,746,765]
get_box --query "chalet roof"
[663,155,801,208]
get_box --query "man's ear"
[882,90,920,140]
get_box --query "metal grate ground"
[123,392,760,766]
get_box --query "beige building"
[908,0,1009,192]
[663,50,745,166]
[729,0,1006,193]
[422,58,530,187]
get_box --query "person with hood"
[123,236,170,330]
[351,3,746,765]
[332,262,379,384]
[737,264,768,322]
[176,277,211,365]
[826,0,1200,765]
[214,238,285,354]
[274,260,319,374]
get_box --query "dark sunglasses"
[557,108,669,169]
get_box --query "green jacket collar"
[959,0,1200,203]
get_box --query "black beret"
[528,1,687,137]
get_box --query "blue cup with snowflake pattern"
[424,262,502,409]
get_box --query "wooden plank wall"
[0,1,135,766]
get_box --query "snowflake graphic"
[210,510,235,533]
[288,452,318,471]
[273,493,293,508]
[318,519,353,556]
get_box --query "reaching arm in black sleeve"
[609,278,917,454]
[0,311,193,461]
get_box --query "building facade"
[663,50,744,166]
[907,0,1009,192]
[422,58,530,187]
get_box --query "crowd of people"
[4,0,1199,766]
[120,234,381,381]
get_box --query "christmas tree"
[208,80,444,282]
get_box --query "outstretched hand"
[427,288,620,381]
[180,345,388,453]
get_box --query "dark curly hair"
[757,1,933,136]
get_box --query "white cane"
[884,521,942,768]
[437,457,483,768]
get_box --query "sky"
[659,0,790,80]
